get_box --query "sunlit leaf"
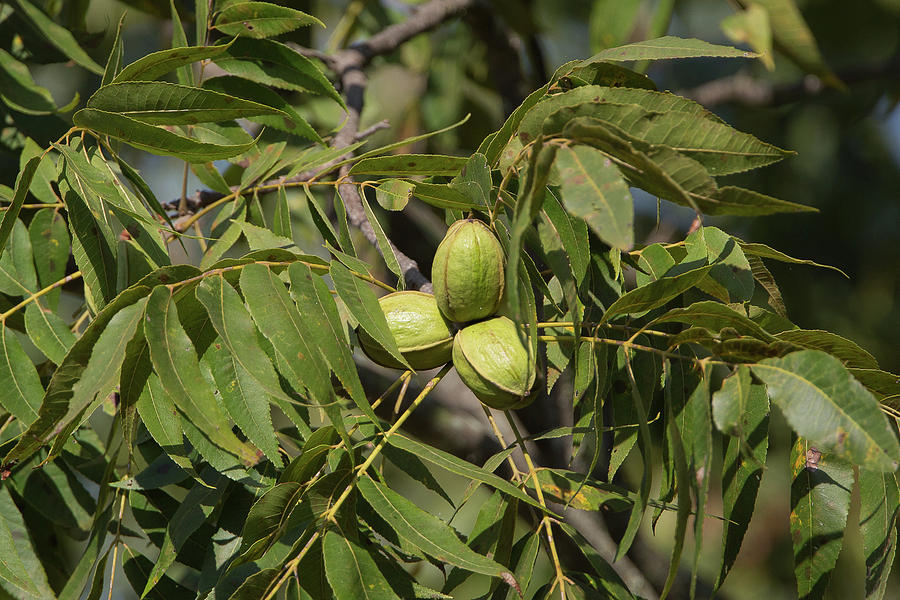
[144,286,260,466]
[556,144,633,250]
[789,437,853,598]
[24,302,76,364]
[716,382,769,590]
[73,108,260,162]
[86,81,283,125]
[357,476,513,580]
[752,350,900,471]
[350,155,467,177]
[330,260,410,369]
[859,469,899,600]
[601,265,712,323]
[113,43,233,82]
[214,2,324,39]
[323,530,401,600]
[584,35,757,63]
[0,486,54,599]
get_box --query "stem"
[536,321,673,339]
[479,405,525,482]
[178,162,189,215]
[262,528,324,600]
[0,271,82,321]
[503,411,571,599]
[107,490,128,600]
[323,364,452,524]
[0,203,65,211]
[537,334,732,366]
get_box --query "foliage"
[0,1,896,599]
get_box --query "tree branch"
[320,0,477,291]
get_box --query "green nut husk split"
[357,291,454,370]
[432,219,505,324]
[452,316,536,410]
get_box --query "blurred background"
[2,0,898,598]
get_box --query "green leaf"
[141,475,226,597]
[214,2,324,39]
[776,329,878,369]
[0,48,66,114]
[601,265,712,324]
[12,0,103,74]
[410,181,478,211]
[374,179,414,211]
[738,241,846,277]
[1,282,156,470]
[286,263,378,426]
[450,152,492,208]
[227,568,282,600]
[73,108,260,162]
[235,481,304,564]
[135,374,193,473]
[556,144,633,250]
[388,434,546,513]
[697,185,815,216]
[144,285,260,466]
[214,38,343,106]
[63,189,117,309]
[482,83,549,166]
[752,350,900,471]
[329,260,410,369]
[523,84,772,164]
[849,368,900,404]
[716,382,769,590]
[20,138,58,205]
[239,263,334,406]
[203,75,321,141]
[589,0,642,52]
[102,13,126,86]
[557,522,635,599]
[122,547,194,600]
[196,274,294,405]
[660,359,693,598]
[722,4,774,70]
[169,0,192,86]
[0,486,54,599]
[113,43,233,82]
[752,0,841,87]
[357,476,513,580]
[204,342,282,467]
[858,469,899,600]
[712,366,752,435]
[526,469,632,511]
[562,117,709,214]
[789,437,853,599]
[0,325,43,425]
[24,302,76,364]
[560,61,656,90]
[323,530,402,600]
[652,300,775,341]
[356,190,402,280]
[349,155,468,177]
[584,35,757,63]
[28,209,69,309]
[0,156,41,261]
[682,226,754,302]
[541,188,590,285]
[279,425,339,485]
[86,81,283,125]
